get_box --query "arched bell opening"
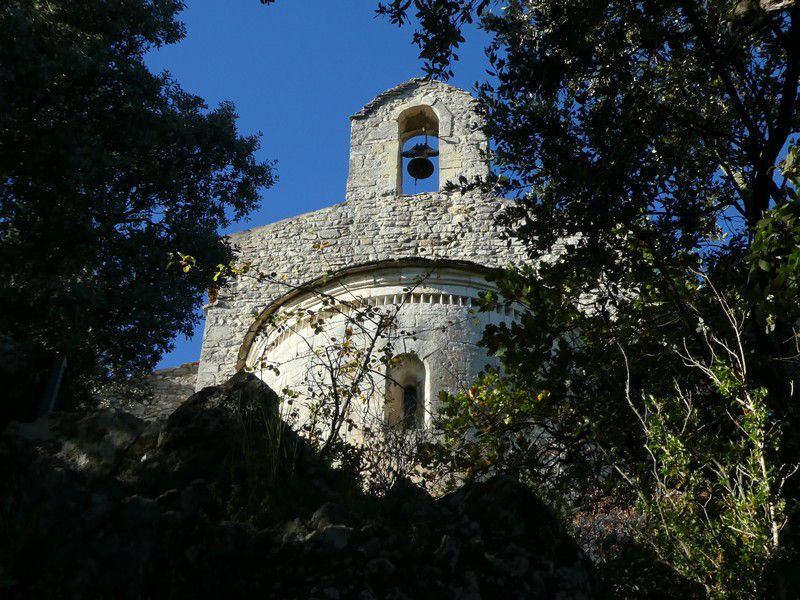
[397,105,440,195]
[401,135,439,194]
[385,353,426,429]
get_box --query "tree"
[0,0,274,419]
[378,0,800,595]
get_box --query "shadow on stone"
[1,373,600,599]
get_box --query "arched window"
[386,353,425,429]
[397,105,439,195]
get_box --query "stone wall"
[100,362,198,420]
[197,192,529,389]
[244,262,519,436]
[346,78,488,201]
[196,79,532,390]
[147,362,198,416]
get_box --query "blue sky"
[149,1,492,368]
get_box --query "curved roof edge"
[235,257,500,370]
[350,78,477,121]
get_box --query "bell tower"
[345,78,489,201]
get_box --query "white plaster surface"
[243,264,520,437]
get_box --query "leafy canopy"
[0,0,274,411]
[379,0,800,596]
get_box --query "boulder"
[0,373,599,599]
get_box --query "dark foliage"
[0,0,274,420]
[379,1,800,596]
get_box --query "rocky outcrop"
[1,374,598,599]
[96,362,198,421]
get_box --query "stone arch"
[385,353,426,429]
[232,257,524,433]
[398,104,439,143]
[234,257,502,373]
[397,104,440,194]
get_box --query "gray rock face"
[1,374,599,599]
[96,362,198,421]
[759,0,795,12]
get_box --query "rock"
[357,536,381,556]
[0,374,599,599]
[457,571,481,600]
[384,588,413,600]
[385,476,437,517]
[7,407,149,480]
[305,524,353,550]
[179,479,214,516]
[63,410,145,476]
[760,0,795,12]
[155,487,179,508]
[139,372,280,492]
[310,501,350,529]
[434,534,460,570]
[365,557,396,578]
[281,518,309,544]
[2,413,62,444]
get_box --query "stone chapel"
[190,78,525,433]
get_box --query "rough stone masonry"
[196,79,528,398]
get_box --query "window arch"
[385,353,426,429]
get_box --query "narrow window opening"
[386,353,426,429]
[403,385,418,427]
[397,105,440,195]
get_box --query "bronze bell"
[402,141,439,181]
[406,156,435,180]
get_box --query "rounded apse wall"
[239,261,520,441]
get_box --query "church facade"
[195,78,526,433]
